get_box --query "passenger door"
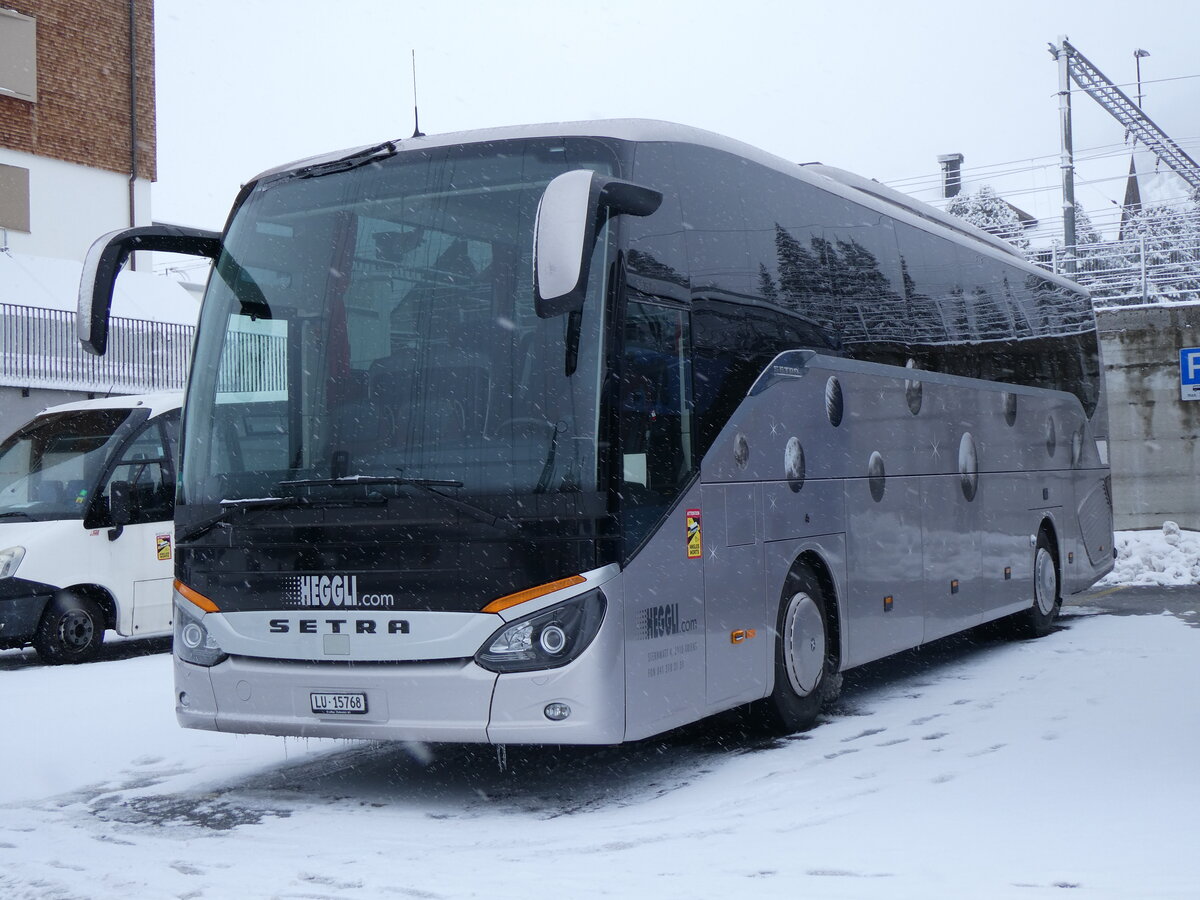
[96,411,179,636]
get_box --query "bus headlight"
[0,546,25,580]
[174,595,228,667]
[475,589,606,673]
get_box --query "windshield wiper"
[295,141,398,179]
[0,510,34,520]
[175,496,313,543]
[280,475,520,536]
[280,475,463,489]
[177,490,389,543]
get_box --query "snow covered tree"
[1117,202,1200,303]
[1072,204,1104,247]
[945,186,1030,251]
[1063,200,1200,305]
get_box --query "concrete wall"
[0,385,97,440]
[1097,304,1200,531]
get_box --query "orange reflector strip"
[482,575,586,614]
[174,579,220,613]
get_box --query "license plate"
[310,691,368,715]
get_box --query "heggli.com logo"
[635,602,699,640]
[283,574,395,608]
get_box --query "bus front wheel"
[761,568,836,733]
[33,592,105,664]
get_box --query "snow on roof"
[0,251,199,326]
[39,390,183,418]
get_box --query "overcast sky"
[152,0,1200,246]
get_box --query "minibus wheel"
[33,592,105,664]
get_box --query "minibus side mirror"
[533,170,662,319]
[108,480,133,541]
[79,225,222,356]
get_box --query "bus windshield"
[180,139,622,587]
[0,409,134,521]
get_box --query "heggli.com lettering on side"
[635,602,699,640]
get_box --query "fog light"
[544,702,571,721]
[179,691,190,708]
[181,622,204,649]
[539,624,567,655]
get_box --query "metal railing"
[1035,233,1200,308]
[0,303,194,394]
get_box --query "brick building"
[0,1,195,431]
[1,0,156,259]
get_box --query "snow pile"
[1102,520,1200,586]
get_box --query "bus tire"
[761,567,835,734]
[1012,530,1060,639]
[33,592,105,664]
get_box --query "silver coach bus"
[79,120,1113,743]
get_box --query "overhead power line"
[885,134,1200,195]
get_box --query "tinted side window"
[626,142,690,302]
[750,168,842,340]
[896,222,964,375]
[1021,275,1100,415]
[673,144,752,299]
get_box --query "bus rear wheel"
[33,592,105,664]
[1010,531,1060,639]
[760,567,836,734]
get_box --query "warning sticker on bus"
[686,509,702,559]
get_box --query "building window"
[0,164,30,232]
[0,7,37,103]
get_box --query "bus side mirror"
[533,170,662,319]
[79,225,222,356]
[108,480,132,541]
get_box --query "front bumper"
[175,598,627,744]
[0,578,57,648]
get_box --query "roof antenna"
[411,50,425,138]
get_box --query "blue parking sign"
[1181,347,1200,401]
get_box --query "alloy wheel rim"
[784,591,825,696]
[1035,548,1057,615]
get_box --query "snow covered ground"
[0,527,1196,899]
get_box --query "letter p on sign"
[1181,348,1200,401]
